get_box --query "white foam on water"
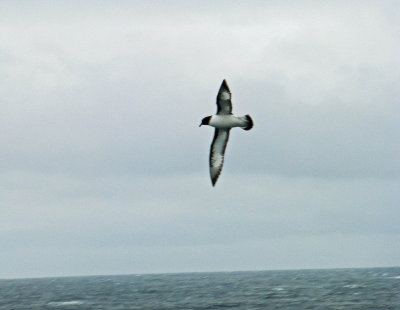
[47,300,84,307]
[343,284,359,289]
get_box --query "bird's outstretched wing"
[209,128,230,186]
[216,79,232,115]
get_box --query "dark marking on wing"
[216,79,233,115]
[209,128,230,186]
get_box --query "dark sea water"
[1,267,399,310]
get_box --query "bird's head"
[199,116,211,127]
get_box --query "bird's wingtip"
[219,79,230,92]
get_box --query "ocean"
[1,267,399,309]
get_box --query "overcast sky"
[1,1,399,279]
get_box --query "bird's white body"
[209,114,248,129]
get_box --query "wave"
[47,300,84,307]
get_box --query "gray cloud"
[0,1,399,278]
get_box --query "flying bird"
[199,80,253,186]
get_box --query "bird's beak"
[199,124,202,127]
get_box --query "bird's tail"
[242,114,254,131]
